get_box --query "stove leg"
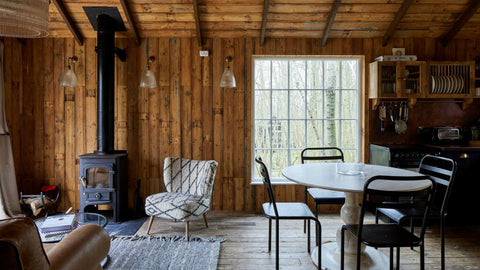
[146,216,154,235]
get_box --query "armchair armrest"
[47,224,110,270]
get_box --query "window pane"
[341,90,357,119]
[290,149,302,165]
[272,60,288,89]
[272,91,288,119]
[341,120,357,148]
[343,150,356,163]
[324,90,340,119]
[307,60,323,89]
[254,150,270,179]
[342,60,358,89]
[290,120,305,148]
[255,60,271,89]
[255,90,270,119]
[255,120,270,149]
[306,90,323,119]
[271,120,288,149]
[306,120,323,146]
[324,61,340,89]
[290,60,306,89]
[290,91,305,119]
[272,150,288,178]
[324,120,340,147]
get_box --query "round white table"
[282,163,429,270]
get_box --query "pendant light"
[0,0,49,38]
[220,56,236,88]
[59,56,78,87]
[139,38,157,88]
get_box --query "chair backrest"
[418,155,456,215]
[359,175,435,242]
[0,218,50,270]
[255,156,279,217]
[301,147,344,164]
[163,157,218,198]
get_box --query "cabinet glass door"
[402,65,421,95]
[380,64,397,95]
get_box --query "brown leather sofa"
[0,217,110,270]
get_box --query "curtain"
[0,40,22,219]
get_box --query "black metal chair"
[302,147,345,233]
[375,155,456,270]
[255,156,322,270]
[341,175,435,270]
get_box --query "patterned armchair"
[145,157,218,241]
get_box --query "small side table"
[36,212,108,243]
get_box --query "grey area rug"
[105,235,225,270]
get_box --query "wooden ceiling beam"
[260,0,270,46]
[193,0,202,46]
[120,0,140,45]
[52,0,84,46]
[382,0,414,46]
[441,0,480,47]
[321,0,341,47]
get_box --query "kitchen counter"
[422,144,480,152]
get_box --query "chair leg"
[396,247,400,270]
[410,217,415,250]
[315,220,322,270]
[420,244,425,270]
[389,247,393,270]
[441,216,445,270]
[185,221,190,242]
[275,219,279,270]
[268,218,272,252]
[356,238,361,270]
[146,216,154,235]
[203,213,209,228]
[304,186,308,234]
[307,218,311,253]
[340,227,345,270]
[375,210,379,224]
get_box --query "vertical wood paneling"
[4,37,480,214]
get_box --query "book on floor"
[40,214,76,233]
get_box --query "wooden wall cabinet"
[370,61,476,109]
[369,61,426,107]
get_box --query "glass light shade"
[220,67,236,88]
[59,66,78,87]
[0,0,49,38]
[140,68,157,88]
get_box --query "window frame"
[250,55,365,184]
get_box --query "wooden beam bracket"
[441,0,480,47]
[193,0,202,46]
[382,0,414,47]
[321,0,341,47]
[120,0,140,46]
[260,0,270,46]
[52,0,84,46]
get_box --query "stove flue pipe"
[96,14,115,154]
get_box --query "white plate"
[431,76,436,94]
[447,76,453,94]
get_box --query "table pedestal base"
[311,242,389,270]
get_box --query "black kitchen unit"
[370,142,480,225]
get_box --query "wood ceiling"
[47,0,480,46]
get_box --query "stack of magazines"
[39,214,77,240]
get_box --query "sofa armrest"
[47,224,110,270]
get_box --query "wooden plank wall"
[2,37,480,213]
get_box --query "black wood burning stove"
[79,7,128,222]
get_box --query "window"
[253,57,362,183]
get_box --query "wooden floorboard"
[135,211,480,270]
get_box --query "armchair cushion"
[0,217,110,270]
[145,192,210,221]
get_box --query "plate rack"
[427,61,474,97]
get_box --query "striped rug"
[105,235,224,270]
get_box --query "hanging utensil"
[379,103,386,132]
